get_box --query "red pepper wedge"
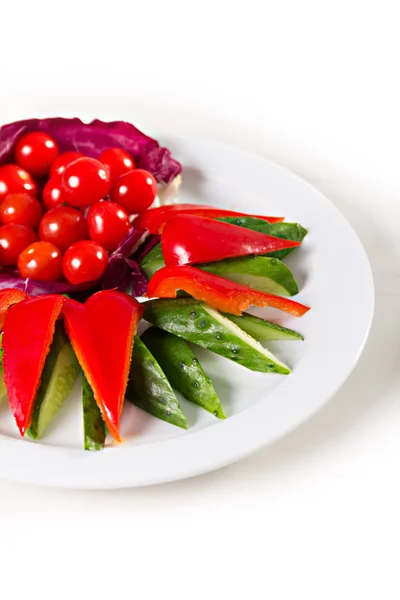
[162,215,301,266]
[2,294,65,435]
[63,291,144,442]
[135,204,284,234]
[0,288,28,331]
[147,265,310,317]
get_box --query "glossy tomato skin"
[18,241,63,281]
[110,169,157,214]
[15,132,59,177]
[63,240,108,285]
[50,151,83,178]
[42,175,66,210]
[0,224,38,267]
[98,148,136,180]
[39,207,88,251]
[62,158,111,208]
[0,164,37,203]
[0,193,42,228]
[87,201,130,251]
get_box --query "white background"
[1,1,399,598]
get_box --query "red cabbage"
[132,234,161,263]
[0,118,182,184]
[0,269,91,296]
[115,226,147,258]
[101,254,147,297]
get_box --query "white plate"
[0,136,374,489]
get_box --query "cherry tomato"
[42,175,66,210]
[110,169,157,214]
[98,148,136,180]
[50,151,83,178]
[0,193,42,229]
[18,241,63,281]
[87,201,130,251]
[15,132,59,177]
[39,206,88,251]
[62,240,108,285]
[62,157,111,208]
[0,224,38,267]
[0,164,37,204]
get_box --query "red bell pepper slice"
[135,204,284,234]
[147,265,310,317]
[63,290,144,442]
[2,294,65,435]
[162,215,301,266]
[0,288,28,331]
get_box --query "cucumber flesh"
[140,243,164,279]
[82,374,106,451]
[224,312,304,341]
[126,336,188,429]
[0,334,6,404]
[143,298,290,374]
[27,323,80,440]
[141,327,225,418]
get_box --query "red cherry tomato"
[110,169,157,214]
[62,240,108,285]
[0,193,42,229]
[15,132,59,177]
[18,241,63,281]
[62,158,111,208]
[0,164,37,203]
[50,151,83,178]
[0,224,38,267]
[42,175,66,210]
[98,148,136,180]
[87,201,130,251]
[39,207,88,251]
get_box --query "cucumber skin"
[0,335,6,403]
[127,336,188,429]
[217,217,308,259]
[140,245,298,296]
[27,325,80,440]
[224,312,304,341]
[82,374,106,451]
[141,327,225,418]
[143,299,290,374]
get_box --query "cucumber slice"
[143,299,290,374]
[27,323,80,440]
[217,217,308,259]
[224,312,304,341]
[141,245,298,296]
[126,336,188,429]
[82,374,106,451]
[0,334,6,404]
[141,327,225,418]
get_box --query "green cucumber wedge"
[141,327,225,418]
[217,217,308,259]
[224,312,303,341]
[126,336,188,429]
[27,323,80,440]
[140,244,298,296]
[143,299,290,374]
[82,374,106,451]
[0,334,6,404]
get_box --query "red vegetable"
[110,169,157,214]
[0,224,38,267]
[18,241,63,282]
[42,175,66,210]
[87,201,130,251]
[50,151,83,178]
[39,206,88,251]
[62,240,108,285]
[0,164,37,203]
[162,215,300,266]
[2,294,65,434]
[15,132,58,177]
[98,147,136,180]
[0,193,42,228]
[61,157,111,208]
[147,265,310,316]
[0,288,27,330]
[135,204,284,234]
[63,291,144,441]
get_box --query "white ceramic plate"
[0,136,374,489]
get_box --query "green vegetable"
[0,334,6,404]
[126,336,188,429]
[143,299,290,374]
[27,323,80,440]
[82,374,106,451]
[141,327,225,418]
[141,244,298,296]
[217,217,308,259]
[224,312,303,341]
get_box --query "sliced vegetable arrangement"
[0,117,310,450]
